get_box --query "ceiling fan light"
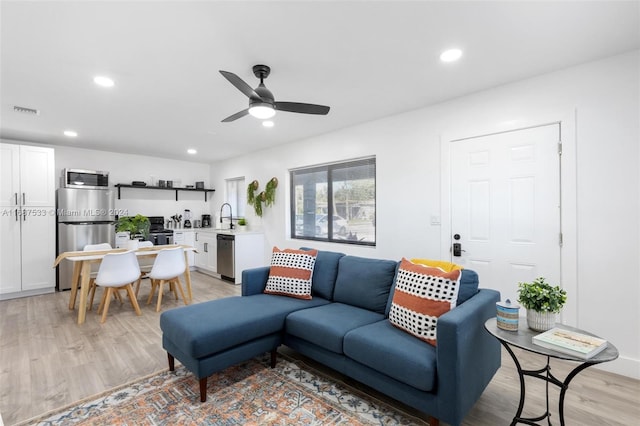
[249,104,276,119]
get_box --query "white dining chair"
[146,246,188,312]
[81,243,122,311]
[95,250,142,323]
[134,240,155,297]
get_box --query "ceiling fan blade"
[221,109,249,122]
[275,102,330,115]
[219,70,261,99]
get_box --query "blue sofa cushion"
[458,269,480,304]
[300,248,345,300]
[333,256,398,313]
[160,294,329,359]
[286,303,385,354]
[343,320,437,392]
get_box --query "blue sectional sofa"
[160,250,501,426]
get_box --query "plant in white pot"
[517,277,567,331]
[116,215,150,249]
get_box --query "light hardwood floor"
[0,272,638,425]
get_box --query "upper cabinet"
[0,144,55,207]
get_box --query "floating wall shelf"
[115,184,215,201]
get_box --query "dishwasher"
[217,234,235,282]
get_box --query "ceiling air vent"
[13,105,40,115]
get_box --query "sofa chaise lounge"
[160,249,501,426]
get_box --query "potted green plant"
[517,277,567,331]
[237,218,247,231]
[116,215,150,242]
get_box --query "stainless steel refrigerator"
[56,188,116,290]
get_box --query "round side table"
[484,318,618,426]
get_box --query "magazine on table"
[532,327,608,359]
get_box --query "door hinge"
[559,233,563,247]
[558,142,562,155]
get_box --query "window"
[290,157,375,245]
[225,177,246,218]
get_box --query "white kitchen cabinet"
[0,211,22,294]
[229,232,265,284]
[0,143,56,299]
[191,230,265,282]
[173,230,195,269]
[194,231,217,275]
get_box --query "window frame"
[225,176,246,219]
[290,157,376,246]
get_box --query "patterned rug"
[20,353,427,425]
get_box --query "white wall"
[54,146,213,221]
[210,50,639,378]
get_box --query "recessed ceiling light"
[63,130,78,138]
[440,48,463,63]
[262,120,274,128]
[187,148,197,154]
[93,75,115,87]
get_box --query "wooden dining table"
[53,244,197,325]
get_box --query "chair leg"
[114,289,123,304]
[88,279,97,311]
[135,273,148,298]
[125,284,142,316]
[147,279,158,305]
[100,288,113,323]
[156,280,165,312]
[173,278,188,306]
[97,288,107,314]
[170,281,179,300]
[134,276,142,298]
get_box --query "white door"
[194,233,217,272]
[0,213,22,294]
[21,213,56,291]
[450,124,561,303]
[0,144,20,207]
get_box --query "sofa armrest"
[241,266,271,296]
[435,288,501,425]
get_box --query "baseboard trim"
[593,354,640,380]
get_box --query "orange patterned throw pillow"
[264,247,318,299]
[389,258,461,346]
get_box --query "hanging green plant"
[247,180,259,207]
[264,177,278,207]
[254,191,265,217]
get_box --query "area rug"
[20,353,427,425]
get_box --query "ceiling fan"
[219,64,330,122]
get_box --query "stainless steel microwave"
[62,168,109,189]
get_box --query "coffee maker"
[183,209,192,228]
[201,214,211,228]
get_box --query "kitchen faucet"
[220,203,234,229]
